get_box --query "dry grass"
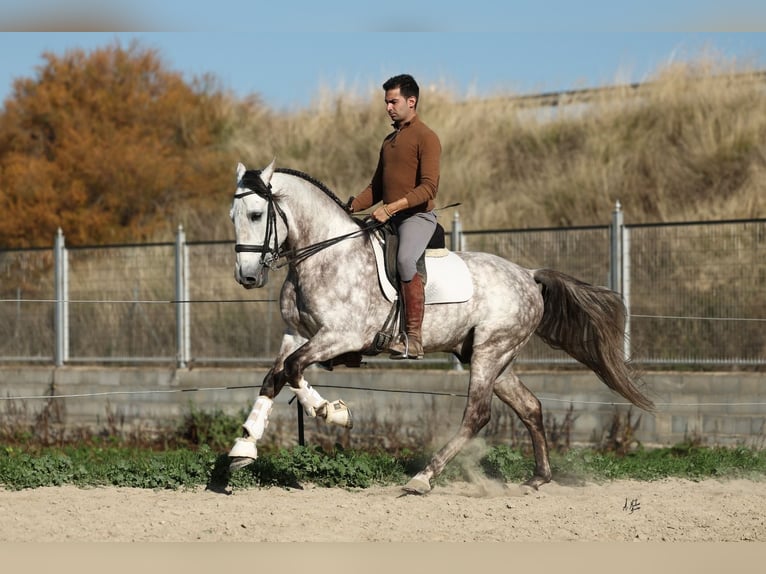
[210,54,765,239]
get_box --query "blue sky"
[1,2,766,110]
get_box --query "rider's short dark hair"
[383,74,420,105]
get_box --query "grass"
[2,441,764,492]
[2,402,765,492]
[218,55,766,240]
[0,444,214,490]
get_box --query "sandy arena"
[1,477,764,542]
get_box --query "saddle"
[369,220,472,353]
[378,220,446,288]
[318,218,472,370]
[370,221,472,305]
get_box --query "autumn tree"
[0,40,233,247]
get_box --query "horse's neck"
[280,188,376,280]
[283,191,359,248]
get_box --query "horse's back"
[445,250,541,322]
[457,250,538,294]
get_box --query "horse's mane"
[241,168,347,210]
[241,167,364,228]
[278,168,348,207]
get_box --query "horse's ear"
[261,158,276,185]
[236,162,247,184]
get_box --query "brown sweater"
[351,114,441,215]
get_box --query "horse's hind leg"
[493,370,552,489]
[403,353,499,494]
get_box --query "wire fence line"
[1,208,765,368]
[4,382,766,409]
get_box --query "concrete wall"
[1,366,764,449]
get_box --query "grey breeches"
[395,211,437,282]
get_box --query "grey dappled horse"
[227,160,653,494]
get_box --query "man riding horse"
[348,73,440,360]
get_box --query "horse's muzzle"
[235,263,269,289]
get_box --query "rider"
[347,73,441,360]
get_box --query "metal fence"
[1,208,764,368]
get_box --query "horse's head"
[230,159,288,288]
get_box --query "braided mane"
[275,168,349,212]
[239,166,362,227]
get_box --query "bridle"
[233,176,289,270]
[233,170,382,270]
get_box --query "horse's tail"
[533,268,654,411]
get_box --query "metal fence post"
[54,228,69,366]
[297,401,305,446]
[450,212,464,371]
[175,226,190,368]
[622,224,631,360]
[609,201,623,293]
[609,201,631,359]
[451,210,462,251]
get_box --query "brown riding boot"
[389,274,425,360]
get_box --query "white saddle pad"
[370,232,473,304]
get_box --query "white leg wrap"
[229,437,258,459]
[228,396,273,461]
[323,399,353,429]
[288,378,353,429]
[288,378,327,417]
[242,396,273,440]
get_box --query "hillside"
[226,58,766,235]
[1,45,764,248]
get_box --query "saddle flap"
[370,231,473,304]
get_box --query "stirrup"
[389,333,423,360]
[389,332,409,359]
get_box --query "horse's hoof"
[402,474,431,495]
[229,456,255,472]
[522,475,550,490]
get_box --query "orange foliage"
[0,40,231,247]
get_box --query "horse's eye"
[249,212,262,223]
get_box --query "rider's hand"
[372,204,393,223]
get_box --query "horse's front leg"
[228,331,359,470]
[228,333,304,470]
[281,330,362,429]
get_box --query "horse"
[226,159,654,494]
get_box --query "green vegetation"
[1,408,764,491]
[482,443,766,483]
[1,442,764,491]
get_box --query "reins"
[273,220,384,269]
[233,169,385,270]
